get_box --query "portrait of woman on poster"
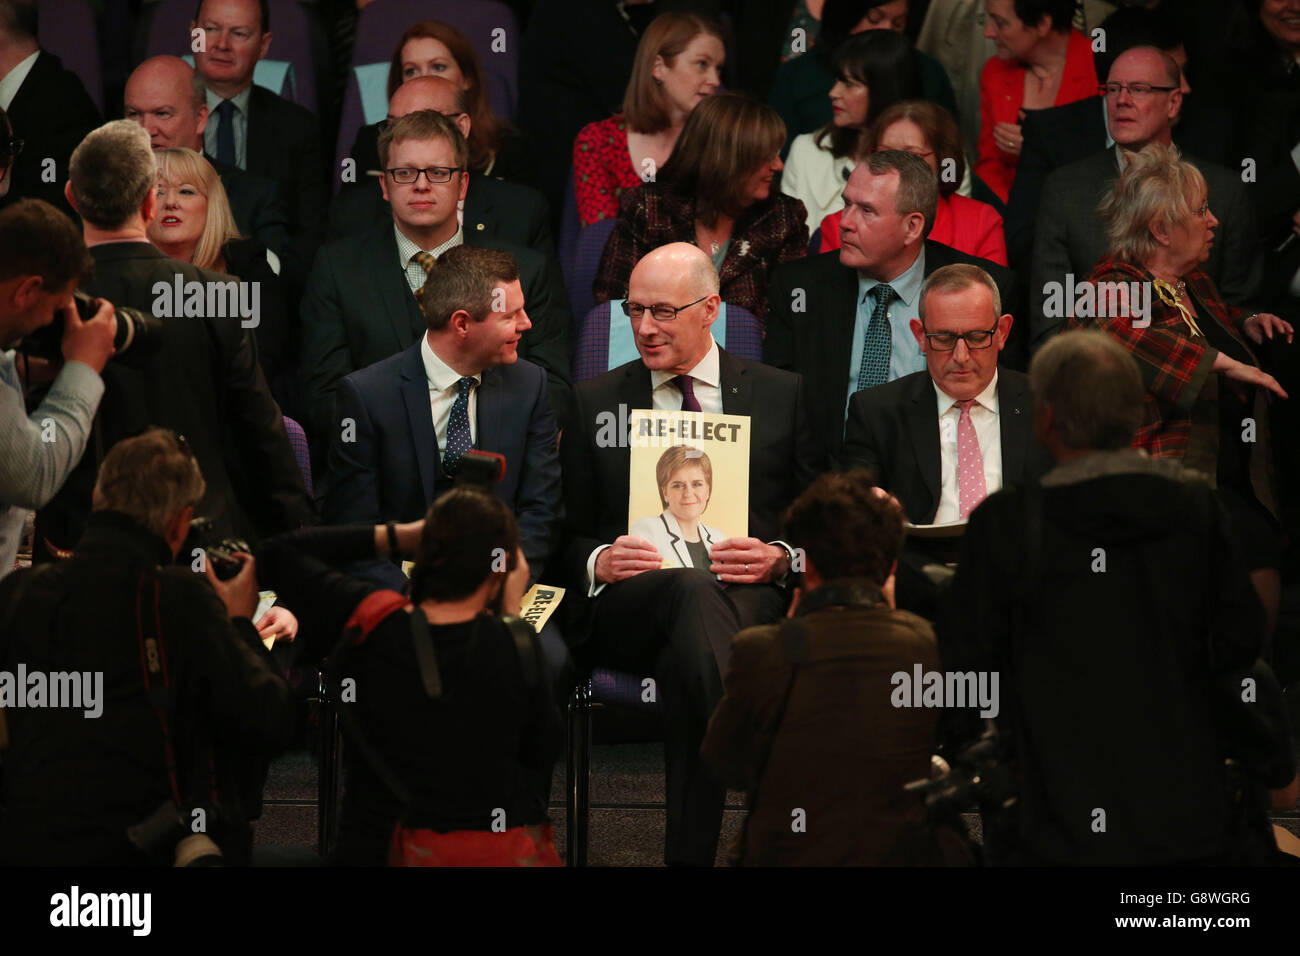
[630,446,728,570]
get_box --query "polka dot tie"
[442,376,476,474]
[857,284,895,392]
[956,399,987,520]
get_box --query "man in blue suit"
[323,244,567,678]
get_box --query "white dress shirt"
[420,334,480,453]
[0,49,39,111]
[933,371,1002,524]
[396,224,464,294]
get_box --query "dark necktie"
[674,374,702,412]
[857,283,896,391]
[442,376,476,473]
[215,99,236,167]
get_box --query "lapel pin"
[730,386,739,394]
[475,223,485,230]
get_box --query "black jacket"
[764,241,1023,465]
[36,242,316,557]
[0,510,293,865]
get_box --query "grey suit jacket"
[1029,148,1263,349]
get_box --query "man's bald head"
[627,243,720,375]
[125,56,208,152]
[389,75,469,119]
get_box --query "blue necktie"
[856,283,896,391]
[442,376,476,473]
[215,99,236,167]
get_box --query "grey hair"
[1029,329,1144,450]
[69,120,158,229]
[861,149,939,236]
[93,428,206,539]
[918,263,1001,325]
[1099,141,1205,265]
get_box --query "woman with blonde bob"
[1067,143,1293,643]
[146,147,291,389]
[630,446,728,571]
[573,12,726,226]
[594,92,808,327]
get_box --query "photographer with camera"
[254,483,563,866]
[0,198,116,578]
[0,428,293,865]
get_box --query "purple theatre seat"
[567,218,616,332]
[282,415,313,496]
[142,0,320,112]
[39,0,103,113]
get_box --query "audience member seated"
[254,488,563,866]
[782,29,922,237]
[573,12,724,227]
[192,0,327,274]
[770,0,959,149]
[818,101,1007,263]
[350,19,536,188]
[0,200,115,579]
[0,428,293,865]
[125,55,290,261]
[940,329,1296,865]
[594,92,807,330]
[766,151,1019,466]
[40,121,314,559]
[562,243,818,866]
[1031,47,1262,349]
[1066,144,1292,647]
[301,110,571,458]
[976,0,1097,205]
[0,0,101,216]
[702,469,973,865]
[146,147,291,397]
[328,76,553,254]
[323,244,568,682]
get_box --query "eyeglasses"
[922,323,999,351]
[1194,200,1211,218]
[621,296,707,321]
[0,135,23,164]
[872,145,934,159]
[1098,82,1178,99]
[385,165,465,184]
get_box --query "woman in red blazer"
[819,101,1007,264]
[976,0,1098,204]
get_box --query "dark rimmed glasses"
[922,323,999,351]
[385,165,465,184]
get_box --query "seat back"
[566,219,616,331]
[573,300,758,381]
[282,415,313,495]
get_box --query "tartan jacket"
[1066,256,1277,516]
[592,181,809,330]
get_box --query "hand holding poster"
[626,410,750,571]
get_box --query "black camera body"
[126,800,224,867]
[16,290,164,361]
[184,517,251,581]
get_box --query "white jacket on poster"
[629,511,728,570]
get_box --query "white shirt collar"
[0,49,40,111]
[395,223,463,268]
[934,369,999,417]
[650,336,721,392]
[420,333,480,393]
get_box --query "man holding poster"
[562,243,819,866]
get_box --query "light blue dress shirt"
[846,246,928,420]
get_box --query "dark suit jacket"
[841,368,1052,525]
[764,240,1023,466]
[324,344,561,590]
[299,223,572,447]
[0,50,100,216]
[1007,95,1234,271]
[211,155,290,258]
[244,84,327,266]
[326,174,554,255]
[560,346,819,645]
[36,243,315,556]
[1030,147,1262,347]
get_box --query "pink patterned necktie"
[956,399,987,520]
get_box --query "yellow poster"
[626,409,750,570]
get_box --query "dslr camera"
[184,517,252,581]
[17,290,163,361]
